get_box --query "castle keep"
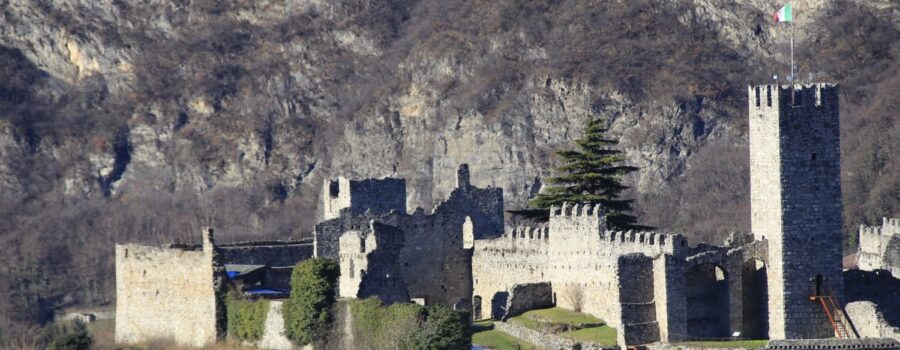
[749,83,844,339]
[114,84,900,349]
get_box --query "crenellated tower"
[749,83,843,339]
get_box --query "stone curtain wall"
[114,230,222,347]
[749,84,843,339]
[218,241,313,267]
[472,204,686,330]
[504,283,553,319]
[859,218,900,277]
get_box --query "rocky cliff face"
[0,0,897,322]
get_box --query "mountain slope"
[0,0,896,327]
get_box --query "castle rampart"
[472,203,689,342]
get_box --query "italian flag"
[774,3,793,22]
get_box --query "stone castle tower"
[749,84,844,339]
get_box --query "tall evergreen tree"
[528,117,649,230]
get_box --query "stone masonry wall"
[858,218,900,277]
[845,301,900,342]
[321,177,406,221]
[472,203,687,336]
[115,229,223,347]
[617,254,660,346]
[218,241,313,267]
[844,269,900,327]
[338,222,409,304]
[749,83,843,339]
[317,164,498,309]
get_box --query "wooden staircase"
[810,288,859,339]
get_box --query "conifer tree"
[528,117,649,230]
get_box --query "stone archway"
[473,295,483,320]
[741,258,768,339]
[491,291,509,320]
[686,263,730,339]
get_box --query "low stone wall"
[494,321,613,350]
[846,301,900,342]
[647,344,759,350]
[766,338,900,350]
[505,282,554,319]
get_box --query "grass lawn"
[472,320,539,350]
[561,324,617,347]
[513,307,604,325]
[678,340,769,349]
[506,308,617,346]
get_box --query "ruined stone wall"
[844,269,900,327]
[115,229,223,347]
[338,223,409,304]
[504,283,554,319]
[845,301,900,342]
[318,165,498,309]
[321,177,406,221]
[749,83,843,339]
[858,218,900,277]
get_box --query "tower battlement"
[550,202,604,218]
[748,83,838,111]
[504,225,550,240]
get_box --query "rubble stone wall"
[114,229,223,347]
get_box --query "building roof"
[225,264,266,279]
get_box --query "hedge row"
[349,298,471,350]
[225,292,270,342]
[282,258,340,346]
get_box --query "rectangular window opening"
[755,87,761,107]
[329,180,340,198]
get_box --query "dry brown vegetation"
[0,0,896,341]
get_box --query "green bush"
[47,330,92,350]
[226,292,270,342]
[415,304,471,350]
[349,298,471,350]
[350,298,423,349]
[282,258,340,346]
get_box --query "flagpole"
[790,1,795,104]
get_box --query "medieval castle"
[114,84,900,349]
